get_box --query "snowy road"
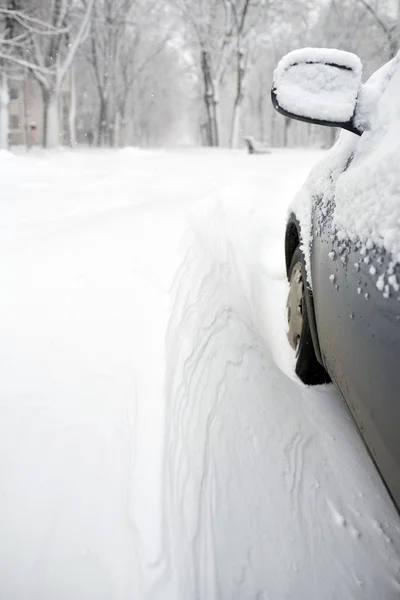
[0,148,399,599]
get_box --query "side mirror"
[271,48,363,136]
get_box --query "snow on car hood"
[334,54,400,268]
[290,132,357,285]
[290,51,400,291]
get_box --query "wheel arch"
[285,218,300,277]
[285,214,324,367]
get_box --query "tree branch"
[59,0,95,83]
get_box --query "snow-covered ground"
[0,147,399,599]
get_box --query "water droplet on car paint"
[365,293,370,299]
[350,527,361,539]
[350,312,354,319]
[372,519,382,531]
[354,262,360,271]
[329,274,336,284]
[357,287,362,294]
[388,274,400,292]
[376,275,385,291]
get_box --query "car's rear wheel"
[287,246,330,385]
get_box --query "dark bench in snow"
[244,136,271,155]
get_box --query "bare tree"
[22,0,94,148]
[86,0,130,146]
[115,31,172,147]
[1,0,397,152]
[126,37,194,147]
[0,2,61,149]
[228,0,269,148]
[84,0,175,147]
[356,0,399,58]
[173,0,238,146]
[113,3,173,147]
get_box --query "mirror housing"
[271,48,363,136]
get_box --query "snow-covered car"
[271,48,400,509]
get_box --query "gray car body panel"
[311,199,400,509]
[286,56,400,509]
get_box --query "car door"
[311,60,400,506]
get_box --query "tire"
[287,246,330,385]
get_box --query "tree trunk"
[118,106,127,147]
[307,123,312,147]
[230,70,245,149]
[201,51,212,145]
[329,127,337,147]
[258,82,265,143]
[211,90,220,147]
[97,97,107,146]
[230,98,242,149]
[204,95,213,146]
[113,110,120,147]
[229,49,246,149]
[283,117,291,147]
[270,108,276,147]
[23,68,31,149]
[42,87,60,149]
[67,67,77,147]
[0,72,9,150]
[204,94,214,146]
[201,51,220,147]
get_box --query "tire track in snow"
[282,427,312,514]
[163,190,400,599]
[165,226,268,598]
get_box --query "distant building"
[8,73,72,147]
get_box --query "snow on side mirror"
[271,48,363,136]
